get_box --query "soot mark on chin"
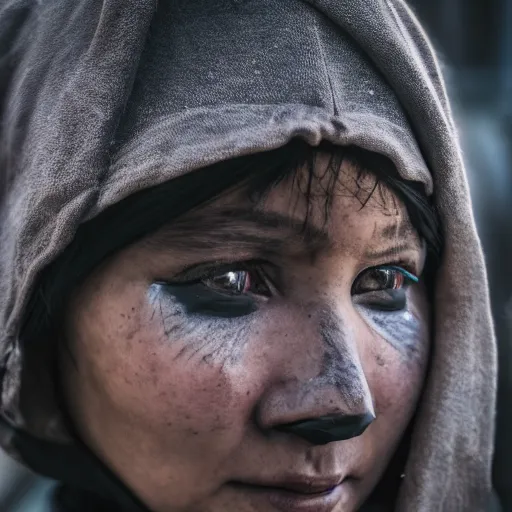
[316,310,367,408]
[147,284,252,367]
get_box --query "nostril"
[275,412,375,445]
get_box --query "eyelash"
[155,260,420,319]
[373,262,419,283]
[167,259,418,295]
[350,264,418,295]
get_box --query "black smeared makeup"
[359,289,407,311]
[318,310,370,407]
[153,259,275,319]
[147,284,254,366]
[360,308,423,356]
[354,296,425,358]
[276,412,375,445]
[156,282,257,318]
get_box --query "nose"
[276,412,375,445]
[256,310,375,445]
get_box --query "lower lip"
[233,482,346,512]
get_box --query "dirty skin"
[147,283,253,366]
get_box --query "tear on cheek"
[356,306,428,360]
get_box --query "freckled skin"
[60,156,430,512]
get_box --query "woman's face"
[61,154,430,512]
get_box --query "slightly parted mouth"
[231,476,348,495]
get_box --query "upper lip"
[239,476,345,494]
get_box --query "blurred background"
[0,1,510,510]
[407,0,512,509]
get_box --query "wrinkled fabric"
[0,1,497,511]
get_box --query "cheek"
[370,350,427,419]
[67,282,263,460]
[64,281,270,508]
[355,297,429,362]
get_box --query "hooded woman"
[0,1,499,511]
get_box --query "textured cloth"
[0,1,497,511]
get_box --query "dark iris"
[205,268,272,297]
[207,270,250,294]
[352,266,418,312]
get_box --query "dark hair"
[21,138,442,345]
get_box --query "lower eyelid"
[159,282,260,318]
[352,289,407,308]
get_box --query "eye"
[156,263,275,319]
[203,267,272,298]
[351,266,419,312]
[352,266,418,295]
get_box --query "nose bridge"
[317,309,374,413]
[257,307,376,443]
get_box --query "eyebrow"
[364,244,419,262]
[145,208,330,255]
[380,219,416,241]
[365,219,421,261]
[146,207,420,260]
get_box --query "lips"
[231,476,350,512]
[264,478,343,494]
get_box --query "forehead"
[250,153,415,248]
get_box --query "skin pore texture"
[60,154,430,512]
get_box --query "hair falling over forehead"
[21,139,442,344]
[245,141,441,257]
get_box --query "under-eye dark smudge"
[147,283,253,366]
[363,289,406,311]
[363,310,421,355]
[354,296,424,358]
[160,283,257,318]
